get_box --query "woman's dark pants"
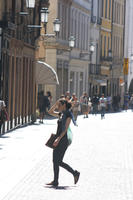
[53,140,75,184]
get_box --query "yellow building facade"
[100,0,113,95]
[100,0,125,100]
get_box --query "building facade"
[0,0,49,132]
[100,0,113,96]
[100,0,125,101]
[112,0,125,99]
[39,0,91,100]
[89,0,103,97]
[124,0,133,95]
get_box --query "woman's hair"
[47,91,51,97]
[59,99,72,110]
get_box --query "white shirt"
[99,97,107,107]
[0,100,6,111]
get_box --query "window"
[101,35,103,57]
[108,36,110,54]
[102,0,104,17]
[105,0,108,18]
[12,0,16,22]
[109,0,111,19]
[104,36,106,57]
[21,0,24,11]
[97,0,100,18]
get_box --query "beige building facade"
[111,0,125,99]
[37,0,92,101]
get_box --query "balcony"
[100,56,112,62]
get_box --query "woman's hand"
[53,138,60,147]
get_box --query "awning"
[36,61,59,85]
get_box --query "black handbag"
[45,134,57,149]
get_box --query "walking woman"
[47,99,80,187]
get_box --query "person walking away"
[107,95,112,112]
[99,94,107,119]
[116,94,121,111]
[47,99,80,187]
[71,97,80,121]
[130,94,133,111]
[123,92,130,111]
[46,91,52,110]
[112,96,118,112]
[0,100,7,135]
[38,91,50,123]
[88,98,92,115]
[91,94,99,115]
[80,92,89,118]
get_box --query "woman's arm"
[48,101,59,117]
[53,117,71,147]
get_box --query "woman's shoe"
[46,181,58,187]
[74,170,80,184]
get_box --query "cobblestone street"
[1,111,133,200]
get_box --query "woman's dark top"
[56,110,72,144]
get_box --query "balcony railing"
[100,56,112,62]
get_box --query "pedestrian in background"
[91,94,99,115]
[88,98,92,115]
[112,95,118,112]
[65,91,71,100]
[129,94,133,111]
[99,94,107,119]
[38,91,50,123]
[106,95,112,112]
[46,91,52,109]
[0,100,7,135]
[71,95,80,121]
[80,92,89,118]
[123,92,130,111]
[47,99,80,187]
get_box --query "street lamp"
[53,18,61,33]
[89,44,95,97]
[69,36,75,49]
[26,0,35,8]
[68,36,75,93]
[40,8,61,35]
[129,54,133,74]
[40,7,49,34]
[108,49,112,61]
[131,54,133,62]
[20,0,35,15]
[108,49,113,96]
[40,8,49,24]
[90,44,95,53]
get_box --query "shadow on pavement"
[0,135,10,139]
[44,185,75,190]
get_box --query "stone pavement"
[1,111,133,200]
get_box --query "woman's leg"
[53,144,68,185]
[60,161,75,175]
